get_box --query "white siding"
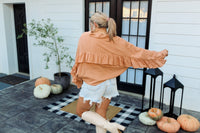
[0,4,7,73]
[27,0,84,79]
[0,0,84,80]
[148,0,200,111]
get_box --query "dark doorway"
[13,4,29,74]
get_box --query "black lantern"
[161,74,184,119]
[143,68,163,110]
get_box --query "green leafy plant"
[18,18,74,77]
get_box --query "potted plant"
[18,18,74,89]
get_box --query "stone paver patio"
[0,79,200,133]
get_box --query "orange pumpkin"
[177,114,200,132]
[148,108,163,121]
[157,116,180,133]
[35,77,51,87]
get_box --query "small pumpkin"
[148,108,163,121]
[35,77,51,87]
[157,116,180,133]
[33,84,51,99]
[177,114,200,132]
[139,112,156,126]
[51,84,63,94]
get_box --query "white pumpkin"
[139,112,156,126]
[33,84,51,99]
[51,84,63,94]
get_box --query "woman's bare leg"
[76,96,93,117]
[95,97,111,119]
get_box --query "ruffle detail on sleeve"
[76,53,131,67]
[71,51,166,88]
[75,52,166,68]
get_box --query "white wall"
[146,0,200,111]
[3,4,19,74]
[0,0,84,79]
[28,0,84,79]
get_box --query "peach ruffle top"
[71,31,167,88]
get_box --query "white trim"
[4,4,19,74]
[0,4,9,73]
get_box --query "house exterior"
[0,0,200,112]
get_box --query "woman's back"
[72,29,167,88]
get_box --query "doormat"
[61,99,122,121]
[43,92,141,127]
[0,75,29,85]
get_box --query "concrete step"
[0,73,7,78]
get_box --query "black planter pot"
[54,72,71,90]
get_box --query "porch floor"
[0,79,200,133]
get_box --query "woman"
[71,12,168,133]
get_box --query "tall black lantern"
[161,74,184,119]
[143,68,163,110]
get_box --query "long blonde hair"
[90,12,117,41]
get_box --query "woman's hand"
[161,49,168,58]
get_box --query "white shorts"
[79,78,119,106]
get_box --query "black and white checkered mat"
[43,92,141,127]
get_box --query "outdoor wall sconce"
[143,68,163,110]
[161,74,184,119]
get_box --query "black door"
[85,0,152,95]
[116,0,152,95]
[13,4,29,74]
